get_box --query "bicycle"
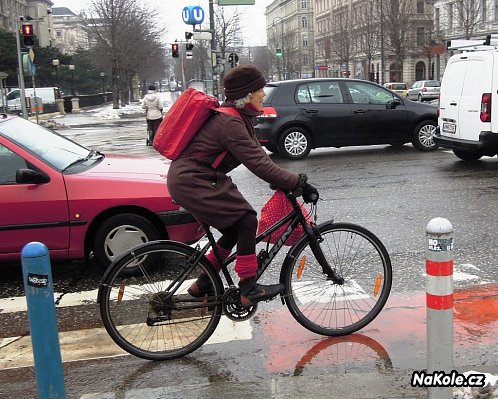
[98,191,392,360]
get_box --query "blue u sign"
[182,6,205,25]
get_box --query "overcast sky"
[51,0,272,46]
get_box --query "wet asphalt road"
[0,107,497,398]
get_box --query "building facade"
[265,0,315,81]
[52,7,89,54]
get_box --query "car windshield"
[392,84,407,90]
[425,81,440,87]
[0,117,92,171]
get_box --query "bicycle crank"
[222,287,258,322]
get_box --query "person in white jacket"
[142,85,163,145]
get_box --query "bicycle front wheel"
[99,240,223,360]
[282,222,392,336]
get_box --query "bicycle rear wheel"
[99,240,223,360]
[282,222,392,336]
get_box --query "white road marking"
[0,316,251,370]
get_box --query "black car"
[255,78,439,160]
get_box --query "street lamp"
[69,64,75,96]
[272,16,285,80]
[100,72,107,103]
[52,59,59,88]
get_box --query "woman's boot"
[238,276,284,307]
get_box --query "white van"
[435,37,498,160]
[6,87,59,111]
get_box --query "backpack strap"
[210,107,242,168]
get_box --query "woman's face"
[249,88,266,111]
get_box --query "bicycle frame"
[199,191,343,289]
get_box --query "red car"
[0,114,203,274]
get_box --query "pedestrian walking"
[142,85,163,146]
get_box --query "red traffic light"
[171,43,179,58]
[22,24,33,36]
[22,24,35,47]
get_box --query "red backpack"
[153,87,240,166]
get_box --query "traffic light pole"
[15,19,28,119]
[209,0,217,98]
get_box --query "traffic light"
[22,23,35,47]
[227,52,239,68]
[186,43,194,52]
[275,48,283,58]
[171,43,179,58]
[185,32,193,40]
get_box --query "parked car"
[435,39,498,160]
[255,78,439,160]
[0,114,203,274]
[406,80,441,102]
[383,82,408,97]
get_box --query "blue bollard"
[21,242,67,399]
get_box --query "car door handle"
[353,110,365,114]
[302,109,319,114]
[450,102,457,106]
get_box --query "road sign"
[193,32,212,40]
[227,52,239,67]
[182,6,205,25]
[218,0,255,4]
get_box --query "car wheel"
[278,127,312,160]
[93,213,161,275]
[418,94,423,102]
[412,121,438,151]
[453,149,483,161]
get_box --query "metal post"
[15,21,28,119]
[426,217,454,399]
[209,0,218,97]
[21,242,67,399]
[380,0,385,85]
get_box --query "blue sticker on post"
[27,273,49,288]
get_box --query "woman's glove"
[302,183,319,204]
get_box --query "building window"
[417,27,425,45]
[301,0,308,9]
[302,34,308,46]
[417,1,424,13]
[56,31,62,38]
[301,16,308,28]
[495,0,498,20]
[303,53,309,66]
[435,8,440,31]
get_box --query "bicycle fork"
[306,224,344,285]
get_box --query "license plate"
[442,122,456,134]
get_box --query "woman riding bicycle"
[167,65,318,307]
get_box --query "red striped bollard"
[426,217,454,399]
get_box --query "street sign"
[193,32,212,40]
[182,6,205,25]
[218,0,255,5]
[227,52,239,67]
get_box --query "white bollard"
[426,217,454,399]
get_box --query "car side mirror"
[16,168,50,184]
[387,98,402,109]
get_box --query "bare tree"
[329,6,353,75]
[355,2,381,81]
[382,0,416,82]
[454,0,487,39]
[83,0,166,108]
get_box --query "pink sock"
[235,253,258,280]
[205,245,232,272]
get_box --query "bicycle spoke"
[99,242,222,360]
[284,223,392,336]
